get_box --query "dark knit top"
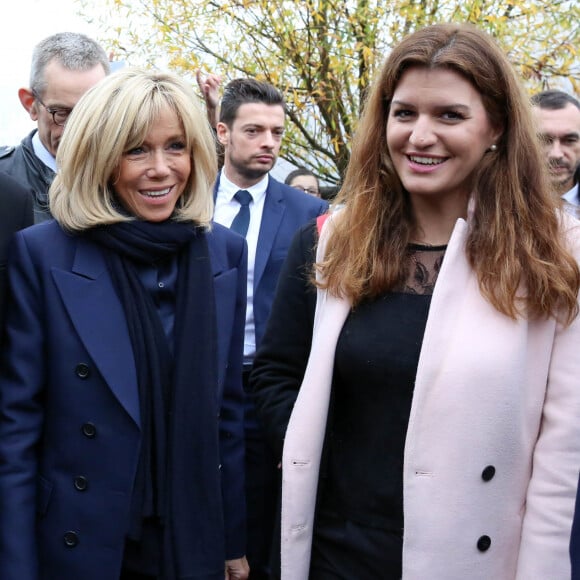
[313,244,446,573]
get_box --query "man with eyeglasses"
[0,32,109,222]
[284,167,322,198]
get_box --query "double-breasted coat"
[0,220,247,580]
[253,214,580,579]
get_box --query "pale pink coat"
[281,215,580,579]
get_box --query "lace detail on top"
[397,243,447,295]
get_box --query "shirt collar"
[562,182,579,206]
[219,170,269,204]
[31,131,57,172]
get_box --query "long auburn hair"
[319,23,580,323]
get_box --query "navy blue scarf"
[85,220,223,578]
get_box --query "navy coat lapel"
[254,179,284,290]
[51,238,140,426]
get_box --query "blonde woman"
[0,69,249,580]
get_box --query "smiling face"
[113,107,191,222]
[387,67,501,210]
[217,102,285,188]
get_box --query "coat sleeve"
[250,221,318,460]
[0,231,45,580]
[219,236,249,559]
[517,224,580,579]
[0,176,33,339]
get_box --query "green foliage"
[81,0,580,183]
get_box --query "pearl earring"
[489,144,497,152]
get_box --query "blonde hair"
[320,23,579,323]
[50,67,217,230]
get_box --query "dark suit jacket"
[250,222,319,459]
[214,173,327,351]
[571,478,580,579]
[0,170,33,334]
[253,177,327,349]
[0,220,247,580]
[0,131,54,223]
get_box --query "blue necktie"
[230,190,252,238]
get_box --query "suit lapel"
[52,238,140,426]
[254,179,284,290]
[214,170,283,290]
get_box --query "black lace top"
[397,243,446,295]
[314,244,446,569]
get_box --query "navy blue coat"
[0,220,247,580]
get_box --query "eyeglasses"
[292,185,320,196]
[32,90,73,126]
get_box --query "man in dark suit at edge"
[210,77,328,578]
[0,171,34,337]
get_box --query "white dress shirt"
[32,131,57,172]
[562,182,580,206]
[213,171,268,362]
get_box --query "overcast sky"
[0,0,297,180]
[0,0,103,145]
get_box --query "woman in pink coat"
[251,23,580,579]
